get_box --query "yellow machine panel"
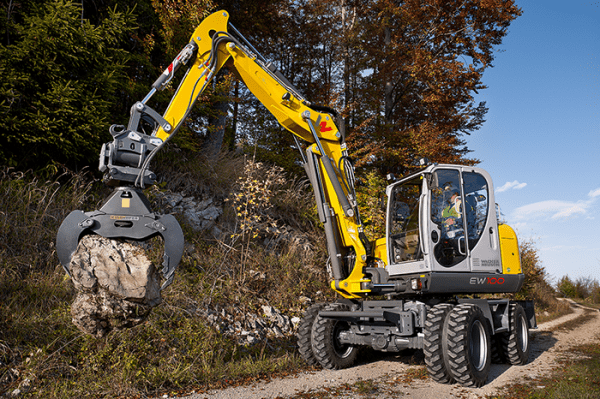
[373,237,388,265]
[498,224,521,275]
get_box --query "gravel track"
[170,300,600,399]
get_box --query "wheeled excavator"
[56,10,536,387]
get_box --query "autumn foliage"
[1,0,521,176]
[233,0,521,177]
[344,0,523,175]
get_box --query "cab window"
[388,176,423,263]
[463,172,489,250]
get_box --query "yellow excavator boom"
[155,10,374,297]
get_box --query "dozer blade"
[56,187,184,290]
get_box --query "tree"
[0,0,135,170]
[225,0,521,180]
[557,275,577,298]
[0,0,523,174]
[233,0,343,171]
[345,0,521,176]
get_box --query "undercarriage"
[298,297,536,387]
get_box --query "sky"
[468,0,600,283]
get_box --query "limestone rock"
[155,191,223,233]
[69,235,162,337]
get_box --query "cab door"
[428,166,501,273]
[385,174,429,276]
[428,168,470,272]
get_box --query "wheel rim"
[517,313,528,352]
[469,320,488,371]
[332,321,353,359]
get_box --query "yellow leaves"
[228,158,287,241]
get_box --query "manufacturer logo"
[470,277,505,285]
[110,215,140,221]
[481,259,500,268]
[319,121,333,132]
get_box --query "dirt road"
[176,301,600,399]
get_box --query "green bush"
[0,0,135,170]
[557,274,600,305]
[558,275,578,298]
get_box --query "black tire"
[491,336,504,364]
[311,303,358,370]
[297,303,325,366]
[500,303,530,365]
[444,303,492,387]
[423,303,455,383]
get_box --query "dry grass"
[0,152,335,398]
[490,340,600,399]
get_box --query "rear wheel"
[297,303,325,366]
[500,303,530,365]
[311,303,358,370]
[423,303,455,383]
[444,303,492,387]
[491,336,504,364]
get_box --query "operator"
[441,191,462,237]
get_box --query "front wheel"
[423,303,455,383]
[444,303,492,387]
[311,303,358,370]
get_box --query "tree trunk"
[341,0,356,132]
[384,25,393,124]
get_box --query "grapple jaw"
[56,187,184,290]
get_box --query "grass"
[0,157,336,398]
[571,298,600,310]
[535,299,573,324]
[490,341,600,399]
[548,308,598,332]
[489,307,600,399]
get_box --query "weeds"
[0,168,105,276]
[491,341,600,399]
[548,308,597,332]
[0,156,333,398]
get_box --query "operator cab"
[385,164,503,278]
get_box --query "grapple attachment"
[56,187,184,290]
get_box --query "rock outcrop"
[158,192,223,234]
[196,304,302,345]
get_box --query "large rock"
[69,235,162,337]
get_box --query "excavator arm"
[57,10,376,297]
